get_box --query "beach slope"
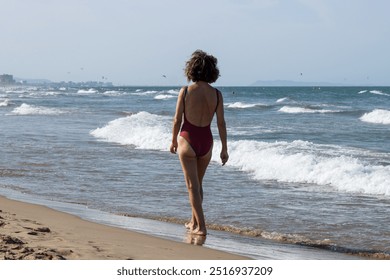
[0,196,247,260]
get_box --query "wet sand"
[1,195,369,260]
[0,196,247,260]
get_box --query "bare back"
[183,82,218,127]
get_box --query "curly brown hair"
[184,50,220,83]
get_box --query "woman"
[170,50,229,236]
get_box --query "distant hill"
[251,80,344,87]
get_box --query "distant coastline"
[1,75,386,87]
[12,77,113,87]
[250,80,379,87]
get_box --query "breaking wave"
[10,103,66,115]
[91,112,390,197]
[279,106,341,114]
[360,109,390,125]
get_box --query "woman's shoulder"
[178,86,188,97]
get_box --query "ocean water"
[1,85,389,259]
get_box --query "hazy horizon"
[1,1,389,86]
[8,76,389,87]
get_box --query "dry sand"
[0,196,248,260]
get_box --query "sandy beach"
[1,195,376,260]
[2,196,389,280]
[0,195,248,260]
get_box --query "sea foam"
[360,109,390,125]
[90,111,171,150]
[166,89,180,95]
[153,89,179,99]
[154,94,176,100]
[0,99,10,107]
[11,103,66,115]
[276,97,289,103]
[103,90,124,96]
[128,90,158,96]
[77,88,97,94]
[213,140,390,196]
[279,106,339,114]
[226,102,264,109]
[370,90,390,96]
[91,112,390,196]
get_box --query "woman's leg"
[197,143,213,201]
[184,148,212,231]
[178,137,207,235]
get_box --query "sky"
[1,0,389,86]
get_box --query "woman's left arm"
[216,90,229,165]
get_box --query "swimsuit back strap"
[182,86,188,113]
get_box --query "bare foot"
[191,227,207,236]
[184,221,197,231]
[184,222,191,229]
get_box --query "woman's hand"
[170,140,178,154]
[220,150,229,166]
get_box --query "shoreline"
[0,193,367,260]
[0,195,248,260]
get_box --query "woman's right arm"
[170,87,185,154]
[216,90,229,165]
